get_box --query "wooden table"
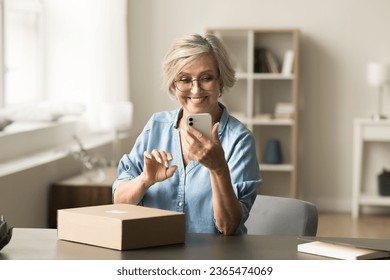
[2,228,390,260]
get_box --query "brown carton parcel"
[57,204,185,250]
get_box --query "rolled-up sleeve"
[112,120,152,195]
[222,119,262,234]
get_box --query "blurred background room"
[0,0,389,238]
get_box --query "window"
[1,0,44,107]
[0,0,129,110]
[1,0,130,135]
[0,0,130,167]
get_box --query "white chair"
[245,195,318,236]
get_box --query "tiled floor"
[317,212,390,239]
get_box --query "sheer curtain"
[1,0,44,107]
[44,0,131,131]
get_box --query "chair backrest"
[245,195,318,236]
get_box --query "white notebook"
[298,240,390,260]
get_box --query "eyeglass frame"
[173,74,220,93]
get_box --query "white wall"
[128,0,390,212]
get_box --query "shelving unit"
[352,118,390,218]
[207,28,300,198]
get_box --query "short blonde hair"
[162,33,236,97]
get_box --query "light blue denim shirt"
[112,104,261,234]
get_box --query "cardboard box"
[57,204,185,250]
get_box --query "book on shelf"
[274,102,294,119]
[254,48,267,73]
[274,113,294,119]
[254,48,280,73]
[298,240,390,260]
[281,50,294,75]
[265,50,280,73]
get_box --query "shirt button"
[178,202,183,207]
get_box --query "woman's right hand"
[141,149,178,187]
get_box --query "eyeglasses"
[174,74,219,92]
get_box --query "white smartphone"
[186,113,212,139]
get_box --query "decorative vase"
[378,169,390,196]
[264,139,282,164]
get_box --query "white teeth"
[188,97,205,104]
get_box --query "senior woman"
[112,33,261,235]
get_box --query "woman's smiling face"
[174,54,222,118]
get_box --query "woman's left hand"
[181,122,226,172]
